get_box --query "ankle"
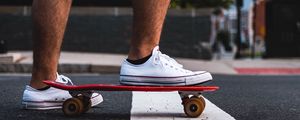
[128,51,151,60]
[128,46,156,60]
[127,53,152,65]
[29,83,49,90]
[30,72,57,89]
[36,86,51,91]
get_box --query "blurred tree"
[171,0,234,9]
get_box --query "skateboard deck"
[43,81,218,92]
[43,80,219,118]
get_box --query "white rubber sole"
[21,101,63,110]
[120,72,213,86]
[22,93,103,110]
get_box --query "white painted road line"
[131,92,235,120]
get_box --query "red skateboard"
[44,81,219,117]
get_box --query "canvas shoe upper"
[22,73,103,110]
[120,46,213,86]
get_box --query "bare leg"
[128,0,170,60]
[30,0,72,89]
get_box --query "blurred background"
[0,1,299,119]
[0,0,299,60]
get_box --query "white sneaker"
[22,73,103,110]
[120,46,213,86]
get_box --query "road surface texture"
[0,74,299,120]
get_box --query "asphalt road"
[0,74,132,120]
[0,74,299,120]
[205,75,300,120]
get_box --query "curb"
[234,68,300,75]
[0,64,120,74]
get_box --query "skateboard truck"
[179,91,203,99]
[69,90,93,98]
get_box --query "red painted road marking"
[235,68,300,75]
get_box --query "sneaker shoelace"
[157,51,183,68]
[156,51,192,74]
[58,75,74,85]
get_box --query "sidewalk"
[1,51,300,75]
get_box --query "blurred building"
[0,1,214,59]
[264,0,300,58]
[227,9,252,51]
[254,0,266,43]
[228,0,299,58]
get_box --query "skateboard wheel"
[63,98,84,116]
[198,96,206,108]
[82,99,91,113]
[76,96,91,113]
[184,97,205,118]
[191,96,206,108]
